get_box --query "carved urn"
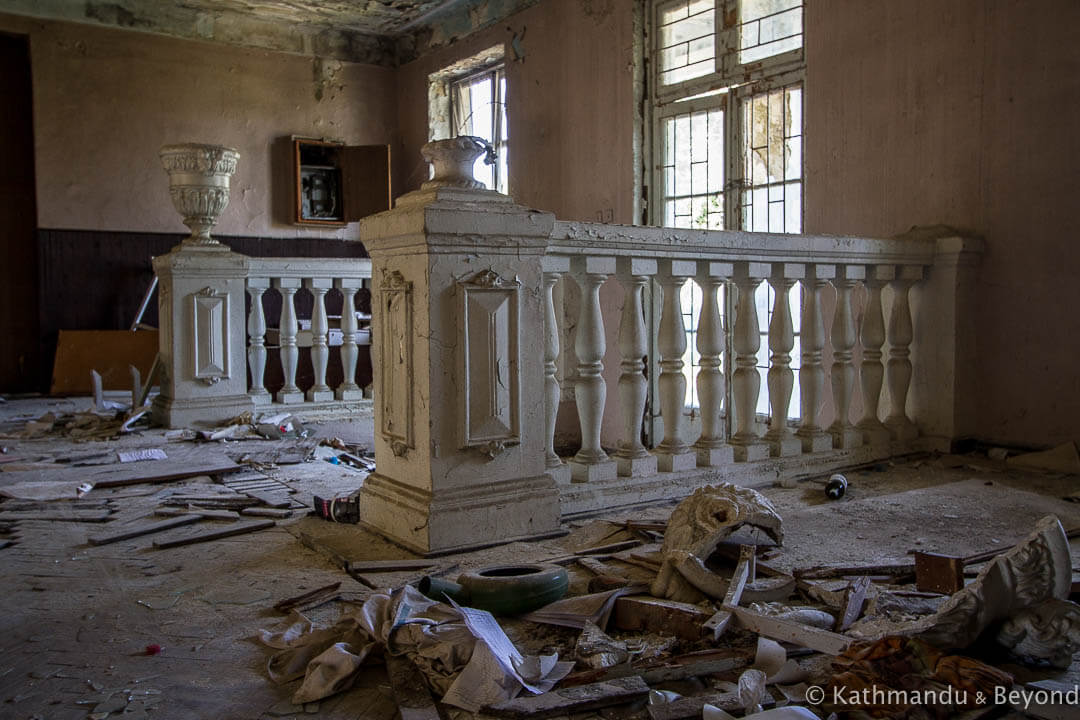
[420,135,492,191]
[159,143,240,249]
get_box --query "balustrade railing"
[542,223,951,501]
[245,258,372,411]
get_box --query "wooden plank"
[914,551,965,594]
[154,507,239,520]
[612,596,711,641]
[485,676,649,718]
[152,520,275,549]
[837,576,872,631]
[729,607,852,655]
[92,462,244,489]
[0,510,112,522]
[241,489,292,509]
[647,692,774,720]
[50,329,158,394]
[240,507,293,519]
[346,559,437,573]
[576,539,642,555]
[385,653,442,720]
[88,513,203,545]
[274,581,342,614]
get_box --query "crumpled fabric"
[257,584,570,709]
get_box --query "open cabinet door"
[342,144,391,222]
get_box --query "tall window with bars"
[651,0,805,422]
[450,65,508,195]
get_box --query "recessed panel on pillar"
[191,288,229,382]
[460,270,521,456]
[380,270,414,456]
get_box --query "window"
[450,65,508,195]
[650,0,805,419]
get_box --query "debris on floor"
[248,482,1080,719]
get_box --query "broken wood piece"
[836,576,872,631]
[647,691,774,720]
[154,506,239,520]
[152,519,275,549]
[729,606,852,655]
[0,510,112,522]
[88,513,204,545]
[914,551,966,594]
[92,462,244,489]
[613,596,711,641]
[577,556,629,578]
[703,545,756,641]
[240,507,293,519]
[794,562,915,581]
[576,539,642,556]
[345,559,437,573]
[241,489,292,509]
[386,653,442,720]
[274,581,342,614]
[638,648,750,684]
[485,676,649,718]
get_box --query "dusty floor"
[0,395,1078,719]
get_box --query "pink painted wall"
[395,0,638,448]
[0,13,396,240]
[394,0,637,224]
[805,0,1080,447]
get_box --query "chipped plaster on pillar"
[357,138,561,555]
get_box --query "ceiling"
[171,0,459,36]
[0,0,537,64]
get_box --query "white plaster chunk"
[651,484,783,603]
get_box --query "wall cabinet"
[293,138,391,226]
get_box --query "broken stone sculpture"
[995,597,1080,668]
[652,484,783,603]
[159,143,239,249]
[911,515,1073,650]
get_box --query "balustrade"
[245,258,372,413]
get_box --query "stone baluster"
[885,266,923,441]
[765,264,805,456]
[614,258,658,477]
[829,266,865,448]
[655,259,698,472]
[857,265,893,445]
[274,277,303,404]
[729,262,770,462]
[305,278,333,402]
[246,278,271,404]
[334,278,364,401]
[541,256,571,484]
[569,256,617,482]
[693,262,735,466]
[795,264,835,452]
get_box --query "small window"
[657,0,716,87]
[450,66,508,195]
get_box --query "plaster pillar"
[151,143,253,428]
[356,137,561,555]
[908,233,984,451]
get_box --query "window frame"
[448,62,508,195]
[646,0,806,435]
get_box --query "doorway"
[0,33,39,392]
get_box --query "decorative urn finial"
[420,136,495,191]
[159,143,240,249]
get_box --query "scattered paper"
[519,585,645,629]
[753,637,809,684]
[442,599,574,712]
[117,449,167,463]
